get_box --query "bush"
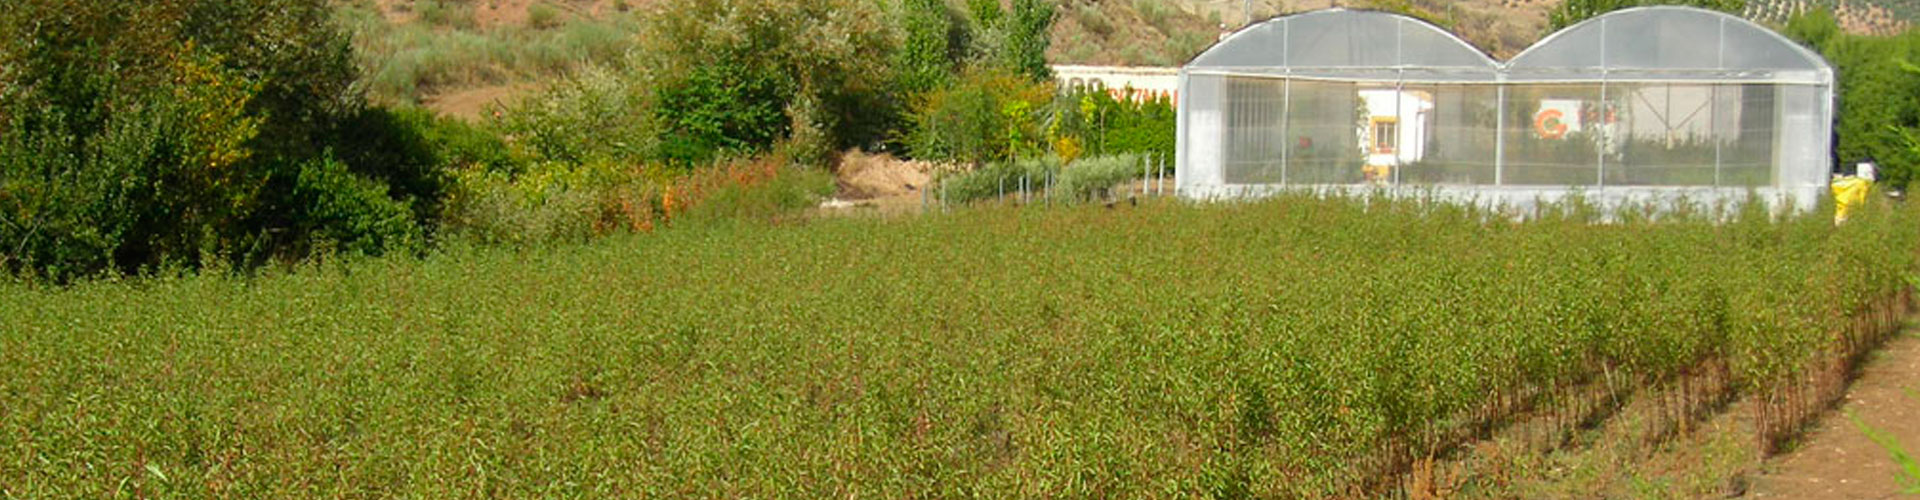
[440,161,659,245]
[0,0,446,279]
[340,3,641,104]
[930,154,1147,205]
[681,160,835,222]
[638,0,899,165]
[0,44,266,279]
[527,3,563,30]
[417,0,478,29]
[291,155,425,257]
[934,156,1061,204]
[493,65,657,165]
[1056,154,1147,200]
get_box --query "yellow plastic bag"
[1832,176,1871,224]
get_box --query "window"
[1372,120,1398,154]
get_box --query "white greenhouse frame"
[1175,7,1836,211]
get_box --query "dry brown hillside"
[347,0,1914,117]
[1054,0,1917,66]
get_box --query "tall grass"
[1,195,1915,497]
[336,4,640,104]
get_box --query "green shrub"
[0,0,450,279]
[1056,154,1146,200]
[527,3,563,30]
[1779,9,1920,190]
[1044,87,1176,166]
[440,161,656,245]
[653,65,793,166]
[682,165,834,222]
[638,0,899,163]
[416,0,477,29]
[935,156,1060,204]
[291,155,425,257]
[0,43,266,279]
[493,65,657,165]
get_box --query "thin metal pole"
[1496,84,1506,186]
[1598,18,1609,188]
[1394,19,1404,187]
[1158,155,1167,196]
[1715,18,1726,188]
[1281,78,1292,185]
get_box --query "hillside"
[340,0,1920,116]
[1055,0,1918,65]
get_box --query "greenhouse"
[1174,7,1835,210]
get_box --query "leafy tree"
[907,68,1054,166]
[896,0,962,95]
[1001,0,1058,82]
[636,0,899,166]
[0,0,424,279]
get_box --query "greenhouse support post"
[1495,84,1506,186]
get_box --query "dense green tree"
[637,0,898,165]
[1001,0,1058,82]
[896,0,961,95]
[0,0,426,279]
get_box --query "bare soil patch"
[422,83,537,121]
[819,150,935,216]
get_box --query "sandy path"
[1748,330,1920,499]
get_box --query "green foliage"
[2,196,1915,496]
[1549,0,1747,30]
[895,0,963,95]
[1050,87,1177,163]
[931,154,1150,204]
[1055,154,1150,200]
[935,156,1061,203]
[439,161,651,245]
[291,155,425,257]
[0,0,446,279]
[1,44,267,280]
[680,166,834,222]
[906,68,1055,166]
[1001,0,1058,82]
[636,0,899,165]
[653,66,793,166]
[492,65,657,166]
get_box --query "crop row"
[1,195,1914,497]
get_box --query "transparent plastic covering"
[1188,9,1500,82]
[1176,7,1835,211]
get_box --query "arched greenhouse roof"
[1507,6,1832,84]
[1186,9,1500,82]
